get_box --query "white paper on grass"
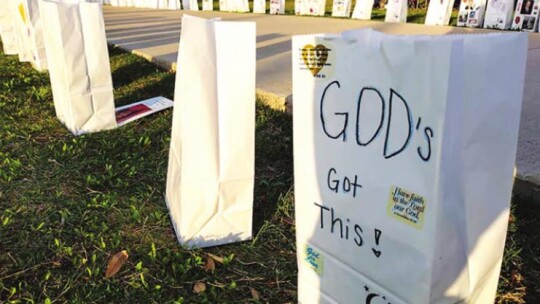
[270,0,285,14]
[300,0,326,15]
[351,0,374,19]
[385,0,407,22]
[166,15,255,248]
[253,0,266,13]
[483,0,514,29]
[202,0,213,10]
[293,29,527,303]
[115,97,174,127]
[331,0,351,17]
[457,0,488,27]
[425,0,455,25]
[512,0,540,31]
[40,0,117,135]
[0,0,20,55]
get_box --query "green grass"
[0,40,538,303]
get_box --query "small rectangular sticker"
[304,245,324,275]
[387,186,426,229]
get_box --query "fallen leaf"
[207,253,224,264]
[282,216,295,226]
[204,256,216,272]
[250,287,261,301]
[105,250,129,278]
[193,281,206,294]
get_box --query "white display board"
[483,0,514,29]
[331,0,352,17]
[457,0,488,27]
[512,0,540,31]
[385,0,407,22]
[351,0,375,19]
[293,29,527,303]
[425,0,456,25]
[166,16,255,248]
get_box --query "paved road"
[103,6,540,196]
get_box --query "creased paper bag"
[40,0,116,135]
[166,16,255,248]
[293,29,527,303]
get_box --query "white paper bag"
[166,16,255,248]
[17,0,48,70]
[40,0,117,135]
[457,0,487,27]
[425,0,455,25]
[331,0,351,17]
[0,0,20,55]
[293,29,527,303]
[512,0,539,31]
[167,0,180,10]
[301,0,326,15]
[351,0,374,19]
[253,0,266,13]
[295,0,303,14]
[385,0,407,22]
[483,0,514,29]
[202,0,214,10]
[183,0,198,10]
[12,0,33,62]
[270,0,285,14]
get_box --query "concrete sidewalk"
[103,7,540,199]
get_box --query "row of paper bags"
[0,1,529,302]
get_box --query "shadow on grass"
[253,102,293,232]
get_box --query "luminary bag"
[300,0,326,15]
[270,0,285,14]
[351,0,374,20]
[457,0,488,27]
[512,0,540,31]
[331,0,352,17]
[385,0,407,22]
[425,0,455,25]
[483,0,514,29]
[40,0,117,135]
[12,0,33,62]
[166,16,255,248]
[17,0,48,71]
[0,0,20,55]
[253,0,266,13]
[202,0,214,10]
[293,29,527,303]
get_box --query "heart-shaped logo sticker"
[301,44,330,77]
